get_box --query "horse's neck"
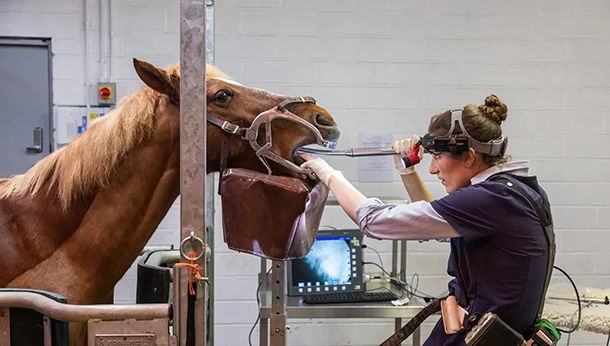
[65,115,181,302]
[0,183,92,288]
[5,113,181,304]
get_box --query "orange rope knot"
[175,251,209,295]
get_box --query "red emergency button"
[99,86,112,99]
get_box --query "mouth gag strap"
[445,109,508,157]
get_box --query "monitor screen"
[287,229,364,296]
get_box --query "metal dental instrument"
[297,146,397,157]
[298,142,422,168]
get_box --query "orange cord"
[175,251,209,295]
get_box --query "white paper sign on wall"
[358,133,394,182]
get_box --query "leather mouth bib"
[219,168,329,261]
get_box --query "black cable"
[362,244,384,271]
[247,302,260,346]
[409,272,420,300]
[248,267,272,346]
[362,260,392,278]
[606,332,609,346]
[552,265,581,334]
[362,245,439,301]
[319,225,337,230]
[362,261,438,301]
[361,245,429,300]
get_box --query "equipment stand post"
[270,261,287,346]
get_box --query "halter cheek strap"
[445,109,508,157]
[167,94,337,191]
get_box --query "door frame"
[0,36,55,153]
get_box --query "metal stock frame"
[177,1,214,346]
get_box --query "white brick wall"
[2,0,610,345]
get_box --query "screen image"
[291,236,352,287]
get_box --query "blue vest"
[426,173,555,346]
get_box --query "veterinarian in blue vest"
[299,94,555,346]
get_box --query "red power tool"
[401,142,421,168]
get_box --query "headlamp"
[419,134,470,155]
[420,109,508,157]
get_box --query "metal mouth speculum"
[244,108,338,180]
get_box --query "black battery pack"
[465,312,525,346]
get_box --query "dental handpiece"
[296,147,396,157]
[297,145,422,167]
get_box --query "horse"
[0,58,341,345]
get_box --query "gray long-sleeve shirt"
[355,160,530,241]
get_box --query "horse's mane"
[0,64,231,209]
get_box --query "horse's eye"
[213,90,232,103]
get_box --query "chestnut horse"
[0,58,340,345]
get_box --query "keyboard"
[301,291,399,304]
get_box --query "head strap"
[445,109,508,157]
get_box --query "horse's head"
[133,58,341,180]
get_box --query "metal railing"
[0,291,170,322]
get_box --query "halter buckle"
[221,121,239,134]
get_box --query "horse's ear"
[133,58,179,100]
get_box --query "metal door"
[0,38,53,178]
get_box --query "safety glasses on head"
[420,109,508,157]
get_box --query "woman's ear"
[464,148,476,168]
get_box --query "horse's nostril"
[315,113,334,127]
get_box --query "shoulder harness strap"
[494,176,556,320]
[450,240,470,308]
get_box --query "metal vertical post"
[270,261,287,346]
[400,240,407,282]
[42,316,52,346]
[173,266,182,342]
[259,258,268,346]
[412,328,421,346]
[260,316,269,346]
[204,1,215,345]
[179,1,206,346]
[260,259,267,292]
[0,308,9,346]
[392,239,400,344]
[394,240,409,346]
[391,240,398,278]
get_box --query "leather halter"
[167,95,333,193]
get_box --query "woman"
[299,95,554,345]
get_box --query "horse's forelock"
[164,63,234,83]
[212,77,242,86]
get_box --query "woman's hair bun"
[478,94,508,124]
